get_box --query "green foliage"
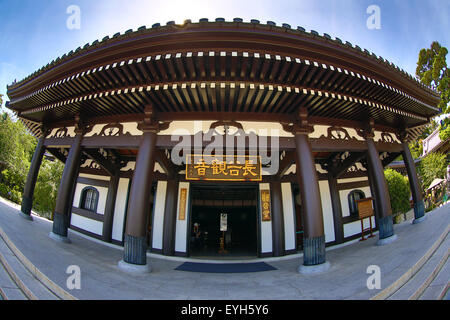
[33,159,64,219]
[416,41,449,114]
[418,152,447,190]
[438,117,450,141]
[384,169,411,216]
[0,110,65,216]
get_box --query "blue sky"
[0,0,448,111]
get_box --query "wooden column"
[363,122,395,243]
[398,133,425,223]
[289,109,327,268]
[20,133,46,220]
[102,174,120,242]
[270,181,285,257]
[121,106,165,269]
[327,174,344,244]
[51,133,83,242]
[162,179,179,256]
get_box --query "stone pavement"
[0,196,448,300]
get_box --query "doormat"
[175,262,277,273]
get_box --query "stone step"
[419,256,449,300]
[0,235,59,300]
[388,233,449,300]
[0,261,27,300]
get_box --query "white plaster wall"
[72,183,108,215]
[112,178,130,242]
[281,183,296,251]
[344,216,376,238]
[70,214,103,235]
[337,176,368,184]
[78,173,110,181]
[318,180,336,243]
[259,183,273,254]
[158,120,293,137]
[152,181,167,250]
[175,182,190,253]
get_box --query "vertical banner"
[261,190,271,221]
[178,188,187,220]
[220,213,228,231]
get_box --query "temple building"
[6,19,441,273]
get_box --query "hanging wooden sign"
[261,190,271,221]
[186,154,262,181]
[178,188,187,220]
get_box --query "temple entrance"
[189,184,258,259]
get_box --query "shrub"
[384,169,411,220]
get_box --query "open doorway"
[189,184,258,259]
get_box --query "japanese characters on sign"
[186,154,262,181]
[178,188,187,220]
[220,213,228,232]
[260,190,271,221]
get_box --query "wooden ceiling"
[6,19,441,137]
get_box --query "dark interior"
[190,184,258,258]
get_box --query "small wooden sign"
[261,190,271,221]
[356,197,374,219]
[178,188,187,220]
[356,197,375,241]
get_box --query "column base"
[298,261,330,274]
[378,215,394,239]
[49,231,71,243]
[118,260,151,273]
[123,234,147,265]
[302,235,326,266]
[413,200,425,221]
[18,211,33,221]
[376,234,397,246]
[413,215,426,224]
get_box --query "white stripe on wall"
[152,181,167,250]
[281,183,296,251]
[112,178,130,242]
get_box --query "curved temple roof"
[6,18,441,137]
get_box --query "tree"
[416,42,450,141]
[416,41,449,113]
[33,159,64,219]
[418,152,447,191]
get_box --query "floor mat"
[175,262,277,273]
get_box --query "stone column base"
[298,261,330,274]
[413,215,426,224]
[303,235,326,266]
[20,196,33,218]
[49,231,71,243]
[376,234,397,246]
[123,235,147,265]
[118,260,151,273]
[378,215,394,239]
[19,211,33,221]
[413,200,425,221]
